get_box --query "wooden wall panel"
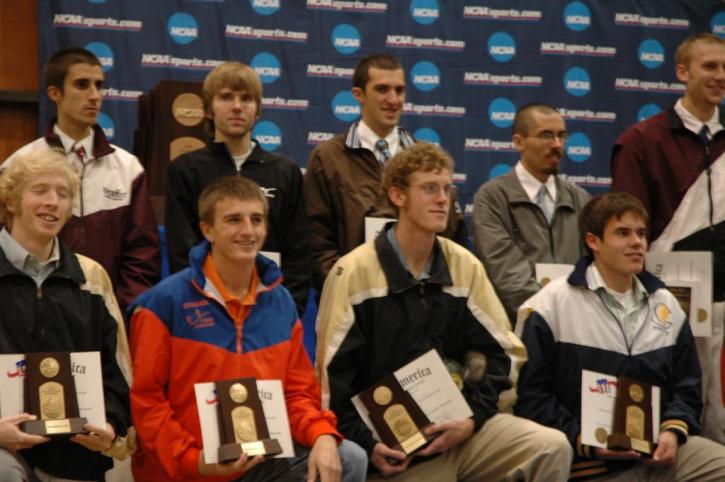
[0,1,39,161]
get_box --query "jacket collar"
[344,121,416,151]
[188,240,283,292]
[43,118,115,159]
[499,168,578,210]
[374,223,452,294]
[206,139,264,165]
[567,255,665,295]
[0,239,85,285]
[666,104,725,137]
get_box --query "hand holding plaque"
[21,352,87,436]
[215,378,282,463]
[607,377,656,455]
[358,373,434,455]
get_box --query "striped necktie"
[375,139,391,164]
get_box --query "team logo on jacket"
[654,304,672,330]
[186,307,215,329]
[259,186,277,199]
[103,187,127,201]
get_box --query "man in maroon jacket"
[3,47,160,312]
[611,32,725,442]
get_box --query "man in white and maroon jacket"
[611,32,725,442]
[3,47,160,313]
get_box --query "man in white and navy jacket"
[515,192,725,480]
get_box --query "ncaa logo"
[711,11,725,39]
[250,0,280,16]
[637,104,661,122]
[97,113,115,141]
[411,61,441,92]
[638,39,665,69]
[487,32,516,63]
[489,164,512,180]
[331,91,360,122]
[488,97,516,128]
[414,128,440,145]
[410,0,439,26]
[564,67,591,97]
[168,13,198,45]
[253,121,282,151]
[251,53,281,84]
[331,24,361,55]
[84,42,113,72]
[563,1,591,32]
[566,133,591,163]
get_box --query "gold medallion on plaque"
[625,406,645,439]
[628,384,644,403]
[170,137,205,162]
[231,406,257,444]
[373,386,393,406]
[229,383,248,404]
[698,308,708,322]
[39,357,60,378]
[595,428,608,444]
[39,382,65,420]
[171,93,204,127]
[384,405,416,441]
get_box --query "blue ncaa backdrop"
[38,0,725,223]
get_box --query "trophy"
[607,377,656,455]
[215,378,282,463]
[22,352,87,436]
[358,373,434,455]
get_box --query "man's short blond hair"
[381,143,454,214]
[198,175,268,225]
[0,149,80,224]
[675,33,725,67]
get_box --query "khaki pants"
[696,302,725,443]
[592,435,725,482]
[0,449,31,482]
[368,413,572,482]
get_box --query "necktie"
[536,185,554,225]
[73,144,86,164]
[375,139,391,164]
[699,124,710,147]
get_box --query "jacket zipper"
[595,290,652,356]
[533,200,556,257]
[705,141,713,229]
[79,162,86,217]
[191,279,245,354]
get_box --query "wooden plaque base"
[22,416,88,437]
[218,438,283,463]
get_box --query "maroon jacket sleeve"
[116,172,160,310]
[610,128,654,217]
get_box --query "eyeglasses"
[529,131,568,142]
[409,183,455,197]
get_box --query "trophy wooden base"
[218,438,283,463]
[393,423,437,455]
[607,433,655,456]
[22,416,88,437]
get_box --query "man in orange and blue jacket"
[129,175,366,482]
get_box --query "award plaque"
[22,352,87,436]
[607,377,656,455]
[215,378,282,463]
[358,373,434,455]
